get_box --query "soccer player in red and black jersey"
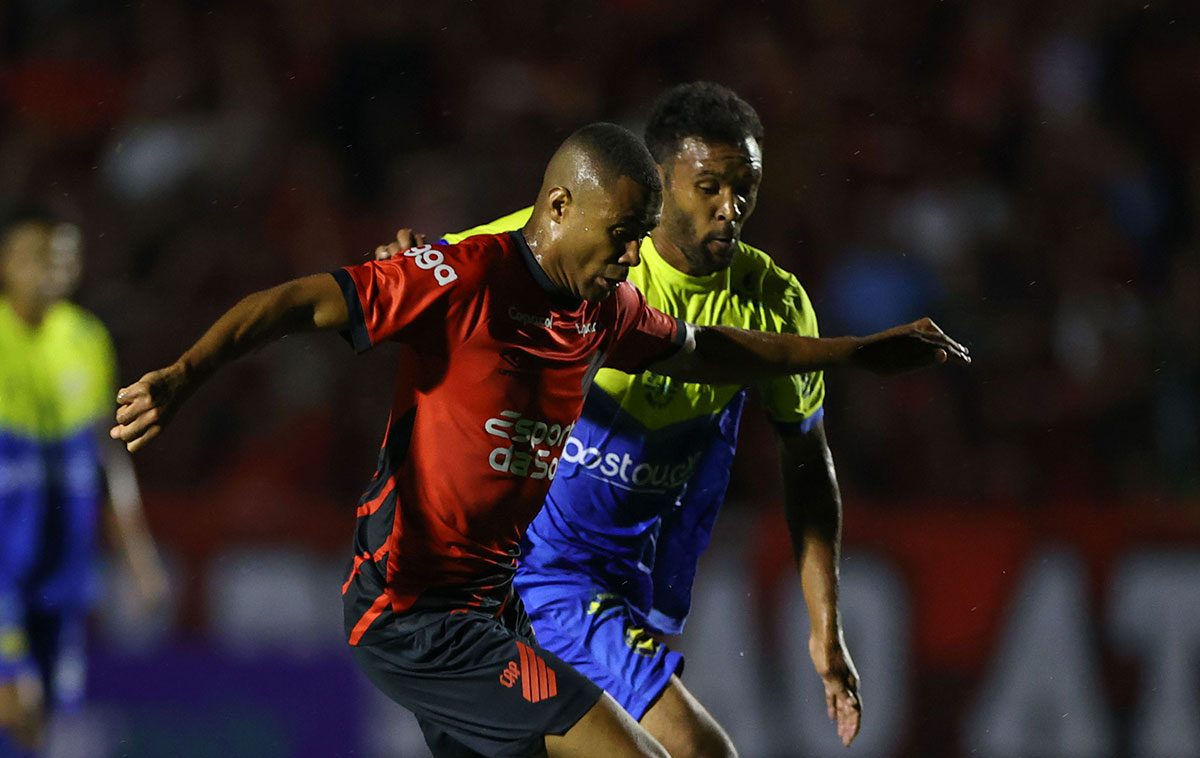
[111,123,967,757]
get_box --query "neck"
[650,229,710,277]
[519,224,579,300]
[6,293,48,327]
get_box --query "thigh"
[526,589,684,721]
[416,717,489,758]
[639,675,736,758]
[545,691,667,758]
[352,607,602,758]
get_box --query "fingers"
[111,405,161,446]
[376,229,430,260]
[115,381,146,405]
[112,377,165,451]
[395,229,425,247]
[913,318,971,363]
[909,330,969,365]
[109,419,160,452]
[375,242,407,261]
[835,689,862,746]
[823,678,862,747]
[125,424,161,453]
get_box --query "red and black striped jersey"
[332,231,683,646]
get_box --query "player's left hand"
[809,633,862,747]
[852,317,971,375]
[374,228,426,261]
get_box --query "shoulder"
[51,302,113,345]
[730,242,818,329]
[610,279,648,313]
[441,208,534,245]
[594,280,643,330]
[724,242,820,331]
[402,234,510,291]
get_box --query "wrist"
[174,355,204,390]
[846,337,869,368]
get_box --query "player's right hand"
[374,228,427,261]
[110,364,189,453]
[852,317,971,375]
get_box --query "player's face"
[657,136,763,276]
[0,223,83,306]
[565,175,661,301]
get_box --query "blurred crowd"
[2,0,1196,540]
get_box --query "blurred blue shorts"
[519,581,684,721]
[0,591,86,712]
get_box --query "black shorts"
[351,595,603,757]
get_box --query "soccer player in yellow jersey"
[0,213,167,755]
[376,83,892,755]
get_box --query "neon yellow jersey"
[0,298,116,441]
[445,208,823,634]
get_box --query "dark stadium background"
[4,1,1198,756]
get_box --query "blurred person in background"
[0,213,167,757]
[111,122,965,758]
[373,82,905,755]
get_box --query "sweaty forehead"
[593,175,661,226]
[672,136,763,176]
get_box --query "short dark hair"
[568,122,662,194]
[644,82,765,164]
[2,205,57,235]
[1,205,58,251]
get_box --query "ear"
[547,186,572,223]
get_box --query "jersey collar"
[509,231,582,309]
[641,237,730,295]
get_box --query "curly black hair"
[643,82,764,165]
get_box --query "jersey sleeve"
[90,322,118,424]
[440,207,533,244]
[603,282,686,373]
[757,277,826,433]
[331,243,466,353]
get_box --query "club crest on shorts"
[501,641,558,703]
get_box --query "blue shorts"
[0,592,86,712]
[516,572,684,721]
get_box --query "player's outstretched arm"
[110,273,349,452]
[650,317,970,383]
